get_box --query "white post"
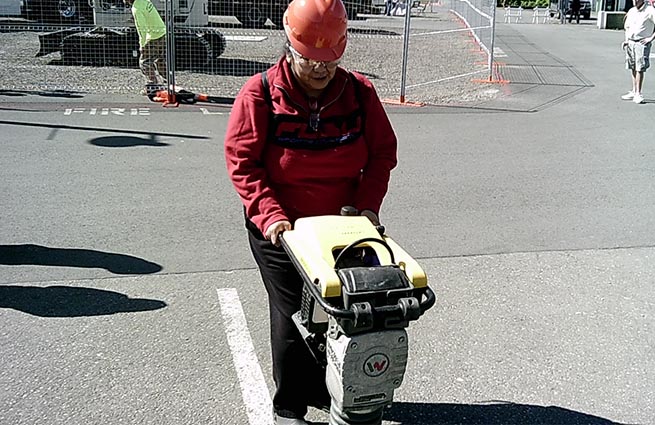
[165,0,176,97]
[400,0,413,103]
[488,2,497,81]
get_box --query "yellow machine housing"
[281,215,427,299]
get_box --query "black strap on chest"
[260,71,365,150]
[261,70,364,109]
[261,71,273,108]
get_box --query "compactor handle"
[285,248,436,321]
[302,276,436,320]
[332,237,395,269]
[279,220,436,324]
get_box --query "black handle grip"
[279,235,436,321]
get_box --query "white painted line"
[406,68,487,88]
[224,35,268,42]
[494,47,508,58]
[63,108,150,116]
[200,107,225,115]
[412,24,491,37]
[216,288,274,425]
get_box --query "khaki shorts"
[140,36,167,83]
[625,40,651,72]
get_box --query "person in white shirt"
[621,0,655,104]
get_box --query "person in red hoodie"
[224,0,397,423]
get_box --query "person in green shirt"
[124,0,167,88]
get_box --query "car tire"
[38,0,92,24]
[235,6,268,29]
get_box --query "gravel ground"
[0,7,498,105]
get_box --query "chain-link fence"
[450,0,498,81]
[0,0,498,105]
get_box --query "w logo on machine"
[364,354,389,377]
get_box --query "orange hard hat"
[283,0,348,62]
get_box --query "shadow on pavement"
[0,120,210,139]
[90,135,169,148]
[0,89,85,98]
[0,285,167,317]
[348,27,401,36]
[0,244,162,274]
[385,401,626,424]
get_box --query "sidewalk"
[466,13,628,111]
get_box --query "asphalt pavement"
[1,14,654,425]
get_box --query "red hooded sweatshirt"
[225,58,397,235]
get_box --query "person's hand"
[265,220,292,246]
[360,210,380,226]
[621,41,628,49]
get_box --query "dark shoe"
[308,398,331,413]
[274,414,308,425]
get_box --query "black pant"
[246,219,330,419]
[569,8,580,23]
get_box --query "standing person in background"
[559,0,569,23]
[390,0,407,16]
[569,0,581,23]
[224,0,398,423]
[384,0,396,15]
[124,0,167,92]
[621,0,655,104]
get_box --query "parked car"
[549,0,592,20]
[208,0,373,28]
[20,0,94,24]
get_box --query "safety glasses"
[287,44,340,70]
